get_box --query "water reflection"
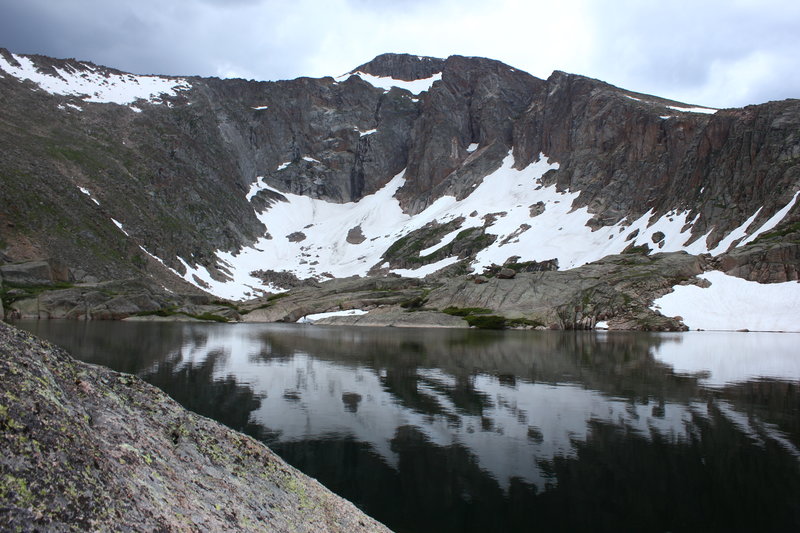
[651,330,800,386]
[13,320,800,532]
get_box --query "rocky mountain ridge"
[1,50,799,329]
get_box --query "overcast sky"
[1,0,798,108]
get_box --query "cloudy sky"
[1,0,798,108]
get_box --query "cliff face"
[0,322,389,531]
[0,50,798,301]
[513,72,800,239]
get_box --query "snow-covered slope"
[167,151,800,301]
[652,271,800,332]
[0,52,190,107]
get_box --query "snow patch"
[111,218,130,237]
[738,191,800,246]
[652,271,800,332]
[418,227,465,257]
[245,177,266,201]
[276,161,291,171]
[652,331,800,386]
[709,191,800,253]
[78,186,100,205]
[252,105,269,110]
[346,71,442,95]
[297,309,368,323]
[390,256,461,278]
[667,105,717,115]
[0,53,190,105]
[358,128,377,137]
[467,143,479,152]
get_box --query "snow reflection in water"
[15,320,800,532]
[160,324,800,489]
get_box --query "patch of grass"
[455,227,480,240]
[182,312,229,323]
[400,294,428,310]
[267,293,288,302]
[748,221,800,244]
[1,281,76,307]
[209,299,240,310]
[385,221,463,261]
[464,315,507,329]
[442,306,492,317]
[384,233,415,257]
[506,317,544,328]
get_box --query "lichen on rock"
[0,322,390,532]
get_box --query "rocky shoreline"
[1,252,702,331]
[0,322,390,532]
[3,245,798,332]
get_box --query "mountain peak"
[350,53,445,81]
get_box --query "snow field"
[667,105,717,115]
[652,271,800,332]
[343,71,442,95]
[0,53,190,107]
[296,309,368,323]
[175,150,800,300]
[652,330,800,386]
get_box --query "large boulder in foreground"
[0,322,390,532]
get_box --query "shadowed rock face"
[0,49,798,296]
[352,53,445,81]
[512,72,800,239]
[0,322,390,532]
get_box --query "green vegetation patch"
[442,306,492,317]
[506,317,545,328]
[749,221,800,244]
[400,294,429,310]
[464,315,507,329]
[0,282,75,307]
[267,293,289,302]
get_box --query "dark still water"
[13,320,800,532]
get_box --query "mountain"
[1,50,799,330]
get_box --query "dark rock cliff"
[513,71,800,239]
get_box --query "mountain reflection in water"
[15,320,800,532]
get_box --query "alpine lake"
[13,320,800,532]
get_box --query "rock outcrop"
[239,252,706,331]
[0,322,389,532]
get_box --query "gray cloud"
[0,0,798,106]
[579,0,800,106]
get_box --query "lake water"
[13,320,800,532]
